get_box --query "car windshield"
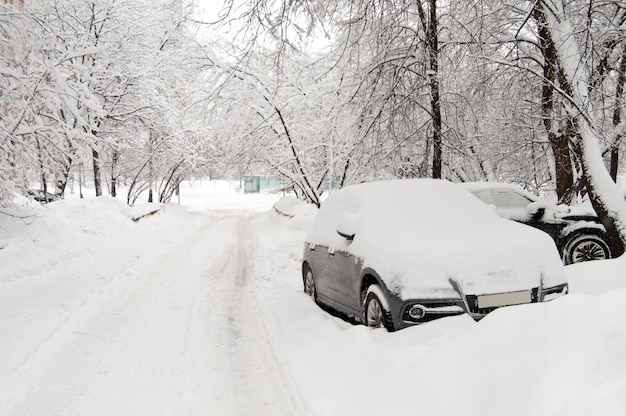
[490,191,534,209]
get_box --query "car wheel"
[364,285,393,330]
[303,267,316,299]
[563,233,611,264]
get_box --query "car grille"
[465,288,539,315]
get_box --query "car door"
[304,241,355,314]
[304,242,334,301]
[325,244,362,315]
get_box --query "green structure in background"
[243,176,282,193]
[243,176,261,193]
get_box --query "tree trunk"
[148,184,153,203]
[610,147,620,182]
[427,0,442,179]
[539,0,626,257]
[35,137,47,196]
[55,139,74,198]
[579,128,626,257]
[274,105,320,207]
[111,149,119,197]
[534,6,575,203]
[56,168,71,198]
[416,0,442,179]
[92,148,102,197]
[551,128,576,204]
[610,45,625,181]
[78,163,84,199]
[148,130,155,203]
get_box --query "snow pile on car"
[305,179,565,298]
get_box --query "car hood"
[361,220,565,300]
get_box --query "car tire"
[303,266,317,300]
[563,232,611,264]
[364,285,394,331]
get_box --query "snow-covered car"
[459,182,612,264]
[301,179,568,331]
[27,189,57,203]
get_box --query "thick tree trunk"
[539,0,626,257]
[550,128,576,204]
[610,147,620,182]
[610,46,625,181]
[579,126,626,257]
[534,6,575,203]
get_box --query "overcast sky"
[195,0,226,21]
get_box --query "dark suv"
[460,182,612,264]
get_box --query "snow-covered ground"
[1,180,625,416]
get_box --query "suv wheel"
[563,233,611,264]
[303,266,317,300]
[364,285,394,331]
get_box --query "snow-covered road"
[1,209,303,416]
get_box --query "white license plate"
[477,290,532,309]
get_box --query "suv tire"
[563,233,611,264]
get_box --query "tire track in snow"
[205,219,304,416]
[2,214,304,416]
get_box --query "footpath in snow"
[0,188,303,415]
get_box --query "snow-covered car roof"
[305,179,566,299]
[459,181,539,194]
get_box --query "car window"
[490,190,533,209]
[473,190,494,205]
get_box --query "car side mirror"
[336,214,356,241]
[526,202,546,221]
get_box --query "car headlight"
[403,302,465,323]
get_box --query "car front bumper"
[392,283,568,329]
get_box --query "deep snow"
[0,180,625,416]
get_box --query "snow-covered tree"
[534,0,626,256]
[1,4,32,201]
[1,0,213,204]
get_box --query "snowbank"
[256,195,626,416]
[566,255,626,295]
